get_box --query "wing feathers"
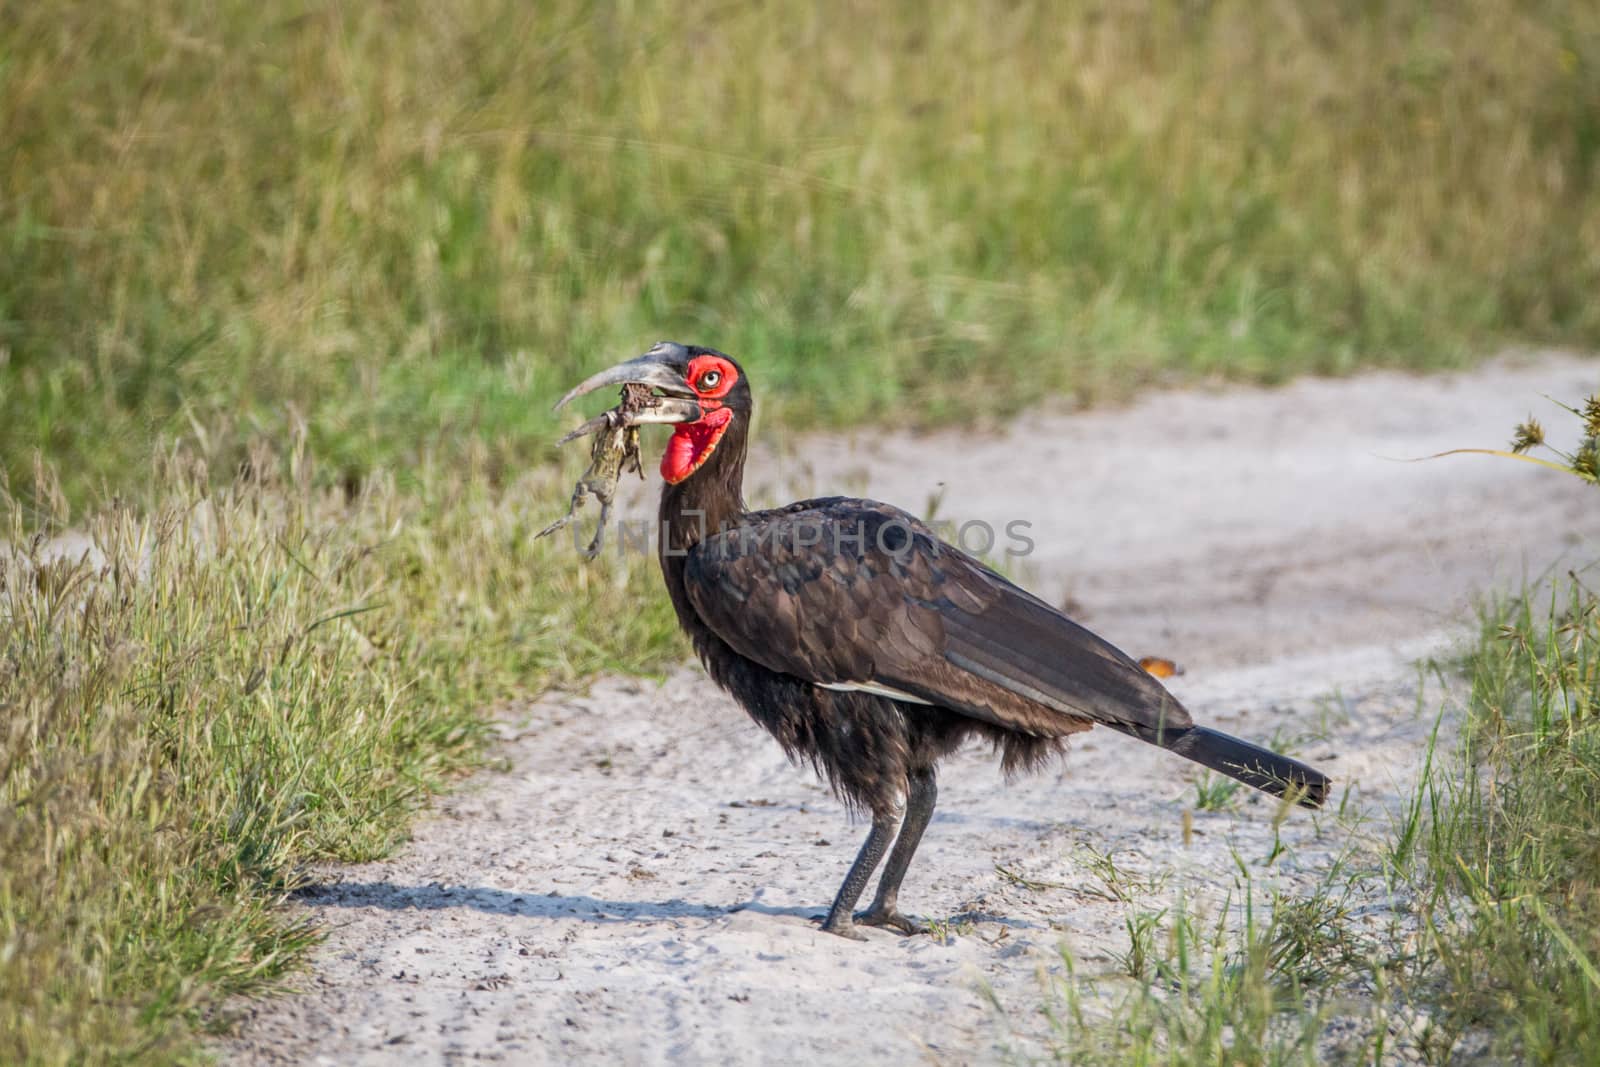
[937,594,1192,733]
[684,500,1187,737]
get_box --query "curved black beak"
[554,342,699,416]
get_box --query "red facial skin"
[661,355,739,485]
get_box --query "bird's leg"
[856,769,936,935]
[819,814,898,941]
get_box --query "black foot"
[855,906,928,936]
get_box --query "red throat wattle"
[662,407,734,484]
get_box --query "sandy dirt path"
[223,353,1599,1065]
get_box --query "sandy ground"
[221,353,1599,1065]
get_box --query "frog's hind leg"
[583,495,614,560]
[537,483,589,544]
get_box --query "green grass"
[1190,773,1245,814]
[1396,579,1600,1061]
[0,449,683,1063]
[1008,572,1600,1065]
[1022,894,1337,1066]
[6,1,1600,502]
[1392,401,1600,1060]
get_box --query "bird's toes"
[855,907,928,936]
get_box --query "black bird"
[557,342,1331,940]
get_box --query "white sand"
[222,352,1600,1065]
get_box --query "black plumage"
[558,342,1331,939]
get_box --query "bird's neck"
[658,430,748,552]
[657,415,749,612]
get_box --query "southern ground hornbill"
[556,342,1331,940]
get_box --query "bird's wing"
[682,498,1190,739]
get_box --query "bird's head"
[554,341,751,485]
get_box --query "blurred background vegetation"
[6,0,1599,501]
[3,2,1599,1061]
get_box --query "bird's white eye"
[699,370,722,389]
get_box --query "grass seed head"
[1572,441,1599,484]
[1583,396,1600,439]
[1510,418,1546,454]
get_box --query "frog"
[536,383,658,559]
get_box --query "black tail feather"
[1108,722,1330,808]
